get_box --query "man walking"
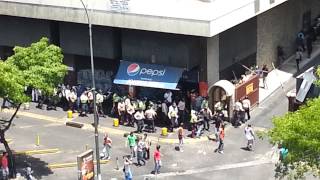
[127,132,137,160]
[177,125,184,152]
[200,106,213,131]
[153,145,162,174]
[1,152,9,180]
[136,136,146,166]
[134,109,145,133]
[215,124,225,154]
[102,133,112,160]
[143,133,151,160]
[244,124,255,151]
[145,106,157,133]
[168,103,179,132]
[123,157,133,180]
[242,96,251,120]
[295,48,303,71]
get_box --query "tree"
[267,97,320,179]
[0,37,67,177]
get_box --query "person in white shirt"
[143,133,152,160]
[68,89,77,112]
[168,103,179,132]
[242,96,251,120]
[234,101,243,126]
[126,103,135,127]
[145,107,157,133]
[134,109,145,133]
[164,90,173,105]
[80,91,88,116]
[87,89,94,113]
[244,124,255,151]
[118,100,126,125]
[96,90,105,117]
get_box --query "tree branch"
[3,103,21,132]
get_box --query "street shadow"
[240,147,251,151]
[14,153,53,179]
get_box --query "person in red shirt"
[1,152,9,179]
[153,145,162,174]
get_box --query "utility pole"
[79,0,101,179]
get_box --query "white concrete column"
[206,34,219,87]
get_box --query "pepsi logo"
[127,63,140,76]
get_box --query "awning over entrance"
[208,80,235,96]
[113,60,184,90]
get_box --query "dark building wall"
[0,15,51,47]
[59,22,121,59]
[121,29,204,69]
[219,17,257,80]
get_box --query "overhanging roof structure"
[0,0,288,37]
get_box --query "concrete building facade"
[0,0,319,90]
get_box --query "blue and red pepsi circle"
[127,63,140,76]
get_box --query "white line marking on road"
[19,125,33,129]
[144,159,272,178]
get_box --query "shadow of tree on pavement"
[14,153,53,179]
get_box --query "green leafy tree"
[267,97,320,179]
[0,37,67,178]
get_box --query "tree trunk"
[0,103,21,178]
[0,131,16,178]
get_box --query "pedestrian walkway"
[259,38,320,103]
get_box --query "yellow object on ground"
[161,127,168,136]
[67,110,73,119]
[113,118,119,127]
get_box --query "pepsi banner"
[113,60,184,90]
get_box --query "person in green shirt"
[127,132,137,160]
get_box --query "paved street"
[2,42,320,180]
[0,77,292,180]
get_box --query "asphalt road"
[3,50,320,180]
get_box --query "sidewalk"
[259,38,320,103]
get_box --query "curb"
[48,159,109,169]
[14,148,60,155]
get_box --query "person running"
[215,124,225,154]
[102,133,112,160]
[123,157,133,180]
[153,145,162,174]
[136,136,146,166]
[127,132,137,160]
[244,124,255,151]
